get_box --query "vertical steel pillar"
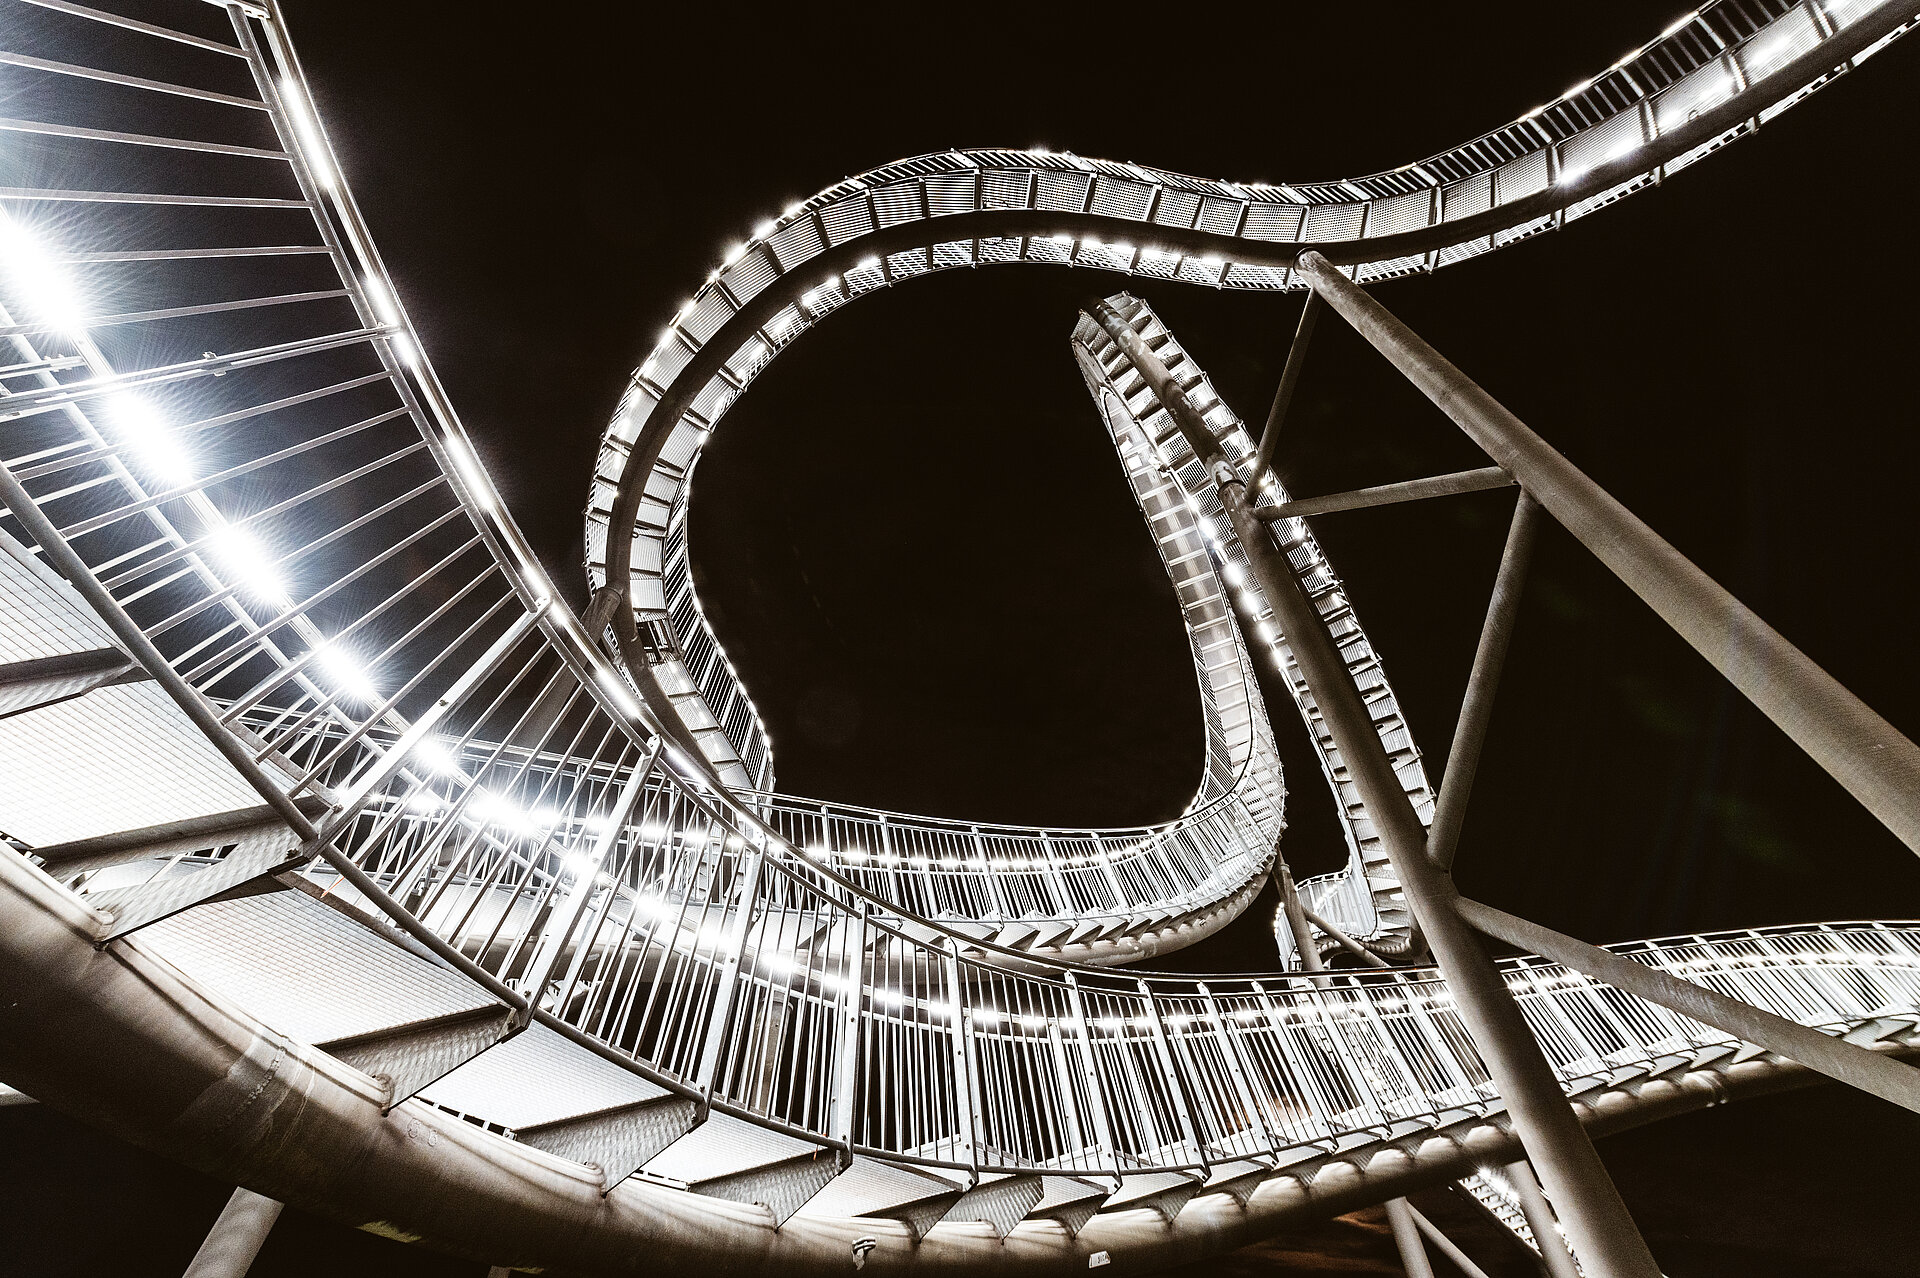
[1087,298,1660,1278]
[1507,1160,1584,1278]
[182,1188,282,1278]
[1294,250,1920,856]
[1275,856,1325,972]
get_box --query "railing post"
[1197,982,1278,1158]
[692,840,766,1109]
[1088,296,1662,1277]
[1064,971,1123,1177]
[1137,979,1209,1168]
[521,742,660,1007]
[828,902,869,1159]
[942,941,983,1175]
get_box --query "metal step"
[321,1005,516,1110]
[1102,1171,1202,1223]
[0,646,140,720]
[940,1174,1044,1237]
[515,1094,702,1192]
[646,1112,842,1225]
[1026,1175,1112,1236]
[139,889,498,1049]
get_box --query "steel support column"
[1429,491,1540,872]
[1406,1203,1499,1278]
[1296,251,1920,855]
[1383,1197,1436,1278]
[1088,297,1661,1278]
[1505,1160,1583,1278]
[182,1187,282,1278]
[1248,293,1321,488]
[1275,856,1325,973]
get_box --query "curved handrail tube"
[0,0,1915,1253]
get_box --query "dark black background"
[7,2,1920,1273]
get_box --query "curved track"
[586,0,1920,961]
[0,1,1916,1274]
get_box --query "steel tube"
[1249,294,1321,488]
[1300,905,1390,970]
[1407,1203,1496,1278]
[1255,466,1512,520]
[1428,492,1539,872]
[182,1188,283,1278]
[1504,1161,1582,1278]
[1457,898,1920,1114]
[1088,298,1661,1278]
[1384,1198,1437,1278]
[1276,858,1325,972]
[1297,251,1920,856]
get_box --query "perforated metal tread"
[139,889,494,1046]
[421,1021,671,1131]
[800,1157,960,1219]
[0,682,264,846]
[643,1111,825,1185]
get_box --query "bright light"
[0,209,86,336]
[364,277,400,326]
[723,243,748,266]
[413,739,458,775]
[854,257,880,273]
[106,393,195,486]
[470,791,535,834]
[753,220,775,239]
[312,639,378,704]
[1662,9,1700,38]
[1222,562,1245,587]
[208,525,286,603]
[562,850,599,879]
[405,789,444,816]
[279,78,336,189]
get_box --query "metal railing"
[2,0,1917,1203]
[585,0,1918,954]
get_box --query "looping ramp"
[0,1,1916,1274]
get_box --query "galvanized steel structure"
[1,2,1919,1275]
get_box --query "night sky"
[8,2,1920,1273]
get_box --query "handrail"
[0,0,1914,1197]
